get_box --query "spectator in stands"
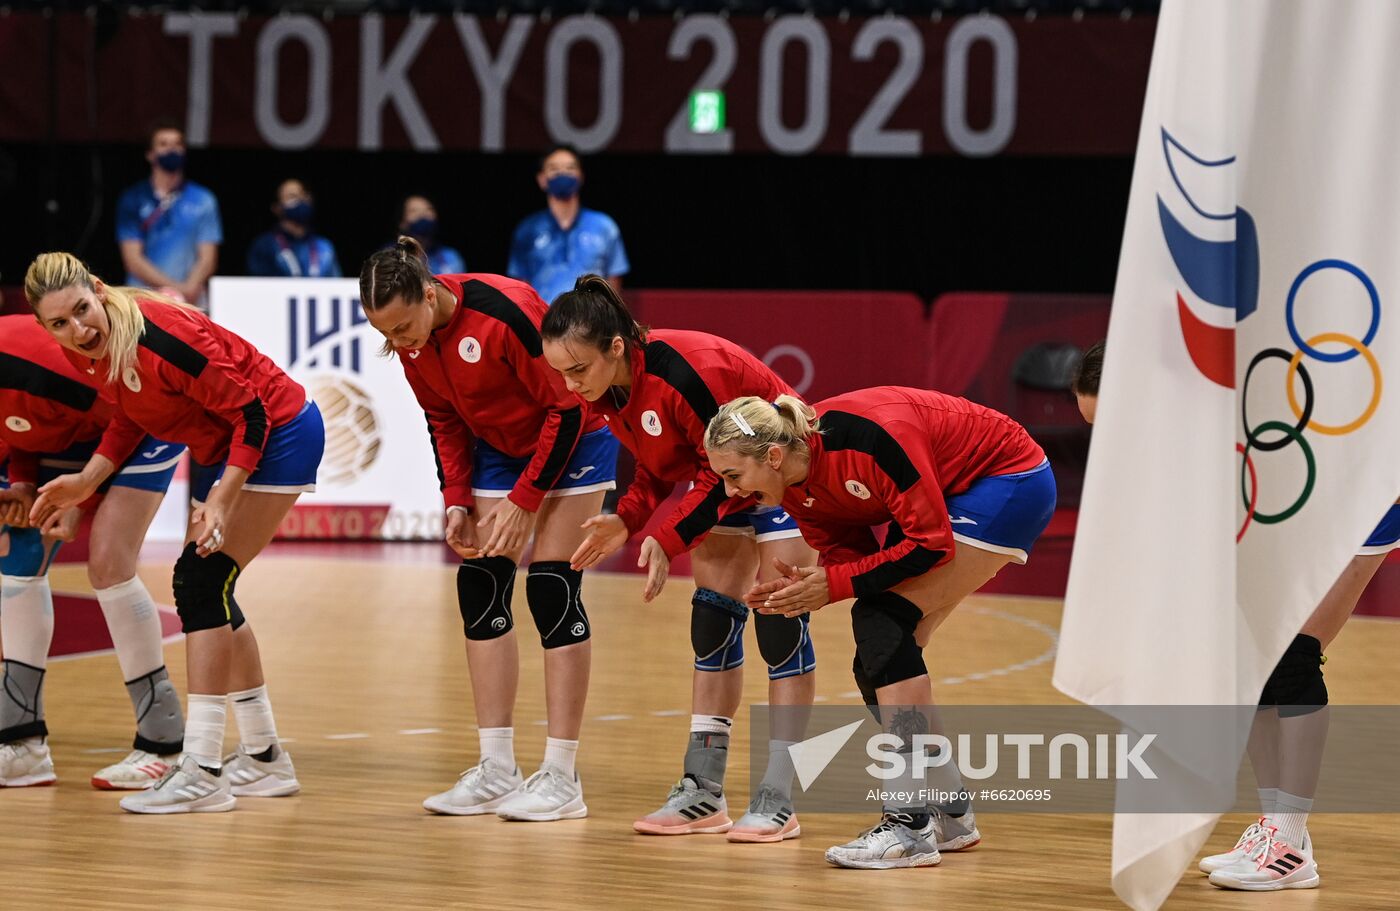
[115,120,222,309]
[396,195,465,274]
[246,179,342,278]
[509,145,629,304]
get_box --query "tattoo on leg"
[890,707,929,752]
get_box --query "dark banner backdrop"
[0,11,1151,297]
[1,12,1152,156]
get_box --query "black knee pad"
[171,543,240,634]
[692,588,748,672]
[753,610,816,679]
[851,591,926,688]
[1259,634,1328,718]
[228,595,246,631]
[852,654,882,724]
[526,561,590,649]
[457,556,517,640]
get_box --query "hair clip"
[731,413,756,436]
[772,402,782,413]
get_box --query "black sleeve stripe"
[643,340,719,425]
[673,482,731,547]
[0,353,98,412]
[532,405,584,491]
[461,281,543,357]
[818,410,921,492]
[239,397,268,451]
[424,413,447,490]
[851,546,944,599]
[138,317,208,377]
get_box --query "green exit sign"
[689,90,726,134]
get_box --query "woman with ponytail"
[0,313,189,792]
[540,274,816,843]
[705,386,1057,869]
[358,239,618,822]
[25,251,322,814]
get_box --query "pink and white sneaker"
[91,749,178,790]
[634,777,733,835]
[1208,825,1319,891]
[1199,817,1271,874]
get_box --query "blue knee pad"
[0,527,60,577]
[691,588,748,672]
[754,610,816,680]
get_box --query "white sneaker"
[0,737,57,788]
[497,765,588,821]
[727,785,800,843]
[1209,826,1319,891]
[223,744,301,797]
[825,812,942,870]
[633,776,733,835]
[91,749,178,790]
[1199,817,1272,874]
[119,755,236,814]
[931,806,981,851]
[423,757,523,816]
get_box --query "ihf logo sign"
[288,295,372,374]
[287,295,382,486]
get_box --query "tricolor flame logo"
[1158,129,1260,387]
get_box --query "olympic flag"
[1053,2,1400,908]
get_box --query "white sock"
[1274,790,1313,849]
[760,740,797,798]
[185,693,228,770]
[229,684,279,754]
[479,727,515,771]
[1257,786,1278,821]
[0,575,54,668]
[94,576,164,681]
[543,737,579,777]
[690,714,733,736]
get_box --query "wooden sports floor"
[3,550,1396,910]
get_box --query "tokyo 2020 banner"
[0,11,1152,156]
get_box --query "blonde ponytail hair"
[704,393,819,461]
[23,251,168,383]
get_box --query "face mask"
[406,217,438,242]
[155,151,185,173]
[281,200,314,226]
[546,174,580,200]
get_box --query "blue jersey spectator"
[115,120,222,308]
[395,195,465,275]
[247,179,342,278]
[508,145,629,305]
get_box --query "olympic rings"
[1285,259,1379,362]
[1287,332,1383,436]
[1243,348,1313,451]
[1236,258,1382,541]
[1240,421,1315,525]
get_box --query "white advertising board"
[210,277,444,539]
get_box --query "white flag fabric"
[1054,2,1400,908]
